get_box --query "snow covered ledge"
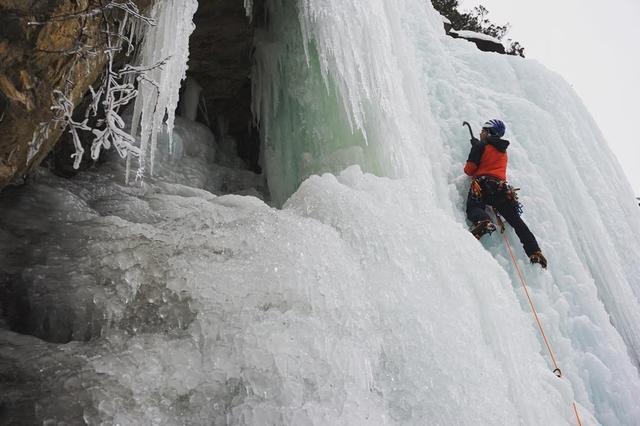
[448,29,506,54]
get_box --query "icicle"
[244,0,253,21]
[130,0,198,177]
[26,123,51,166]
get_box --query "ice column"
[130,0,198,178]
[252,0,449,206]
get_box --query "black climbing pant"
[466,178,540,256]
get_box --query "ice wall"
[0,160,588,425]
[253,0,640,423]
[252,1,449,207]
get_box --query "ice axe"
[463,121,479,146]
[462,121,475,139]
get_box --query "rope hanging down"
[492,208,583,426]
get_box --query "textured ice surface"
[150,116,264,197]
[0,163,580,425]
[2,0,640,425]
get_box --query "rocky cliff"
[0,0,261,192]
[0,0,156,190]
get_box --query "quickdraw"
[505,185,524,215]
[471,179,483,198]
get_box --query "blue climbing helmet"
[482,119,506,137]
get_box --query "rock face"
[0,0,153,192]
[0,0,264,192]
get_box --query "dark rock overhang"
[449,29,506,54]
[440,15,506,55]
[187,0,264,172]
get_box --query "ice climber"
[464,119,547,268]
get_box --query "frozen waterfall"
[1,0,640,425]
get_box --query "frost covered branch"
[105,0,156,26]
[86,44,168,165]
[27,0,155,26]
[118,58,170,77]
[28,0,156,174]
[28,0,198,183]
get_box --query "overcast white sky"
[459,0,640,194]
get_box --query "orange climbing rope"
[492,209,584,426]
[498,216,561,375]
[572,402,584,426]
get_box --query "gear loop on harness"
[474,176,523,215]
[471,178,483,198]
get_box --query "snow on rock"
[450,29,503,45]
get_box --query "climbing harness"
[492,208,584,426]
[472,176,523,215]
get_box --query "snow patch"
[450,29,503,45]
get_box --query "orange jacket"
[464,138,510,181]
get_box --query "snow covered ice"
[2,0,640,425]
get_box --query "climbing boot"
[470,220,496,239]
[529,251,547,269]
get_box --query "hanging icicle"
[130,0,199,179]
